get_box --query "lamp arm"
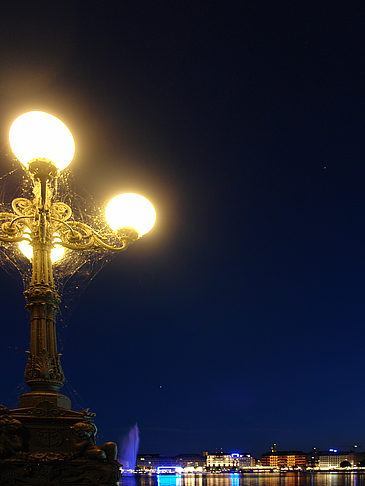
[9,215,32,227]
[57,239,129,252]
[0,234,29,243]
[56,220,133,252]
[92,236,130,252]
[0,211,32,243]
[0,211,20,221]
[51,217,77,237]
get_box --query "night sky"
[0,1,365,458]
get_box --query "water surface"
[121,473,365,486]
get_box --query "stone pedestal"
[0,403,121,486]
[19,391,71,410]
[0,457,121,485]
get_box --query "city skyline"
[134,448,365,472]
[136,446,364,459]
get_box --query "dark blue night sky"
[0,1,365,458]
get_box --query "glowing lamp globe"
[18,240,65,263]
[106,193,156,237]
[9,111,75,171]
[18,232,65,263]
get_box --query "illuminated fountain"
[119,423,140,472]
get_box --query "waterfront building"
[136,454,164,471]
[261,451,306,469]
[136,453,206,472]
[175,454,207,470]
[239,454,255,468]
[307,450,365,469]
[206,453,254,471]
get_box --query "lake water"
[120,473,365,486]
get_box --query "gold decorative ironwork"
[0,197,136,252]
[0,160,139,407]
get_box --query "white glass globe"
[105,193,156,237]
[18,233,65,263]
[9,111,75,171]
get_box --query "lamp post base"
[19,391,71,410]
[0,403,121,486]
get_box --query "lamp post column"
[19,179,70,409]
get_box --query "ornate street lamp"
[0,111,156,485]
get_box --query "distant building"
[136,453,206,472]
[136,454,164,471]
[206,453,254,471]
[175,454,206,469]
[307,450,365,469]
[261,451,306,469]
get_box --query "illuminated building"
[308,450,365,469]
[261,451,306,469]
[238,454,255,468]
[206,453,254,471]
[175,454,207,470]
[136,453,206,472]
[136,454,164,471]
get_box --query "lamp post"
[0,111,156,485]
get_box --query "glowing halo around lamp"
[18,234,65,263]
[106,193,156,237]
[9,111,75,171]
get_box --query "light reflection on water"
[120,473,365,486]
[157,475,182,486]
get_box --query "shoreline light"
[9,111,75,171]
[105,193,156,237]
